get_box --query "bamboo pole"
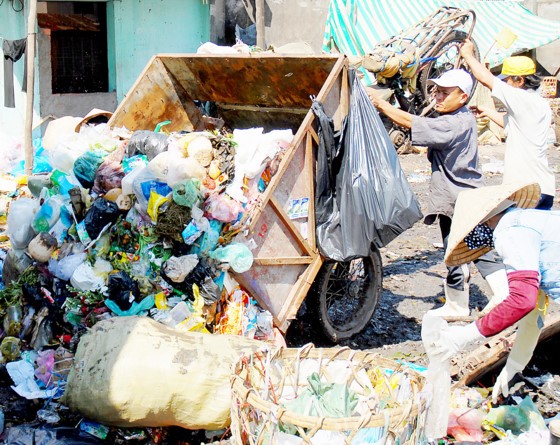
[24,0,38,176]
[256,0,265,49]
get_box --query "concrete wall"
[222,0,330,52]
[262,0,330,52]
[112,0,210,103]
[524,0,560,77]
[0,1,39,138]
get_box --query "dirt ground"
[287,141,560,415]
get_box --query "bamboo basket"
[230,345,428,445]
[541,76,558,99]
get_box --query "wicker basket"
[541,76,558,99]
[230,345,428,445]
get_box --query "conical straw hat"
[444,182,541,267]
[75,108,113,132]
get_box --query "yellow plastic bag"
[147,191,169,222]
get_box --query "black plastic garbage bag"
[83,199,120,240]
[125,130,169,160]
[107,271,140,311]
[4,425,102,444]
[313,70,422,261]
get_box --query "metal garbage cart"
[108,54,382,341]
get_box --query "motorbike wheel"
[418,30,481,105]
[307,248,383,343]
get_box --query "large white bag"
[62,316,265,430]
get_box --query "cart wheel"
[418,30,481,105]
[308,248,383,343]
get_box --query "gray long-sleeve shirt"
[411,106,483,224]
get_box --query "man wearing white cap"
[368,69,509,320]
[428,181,559,402]
[461,40,555,210]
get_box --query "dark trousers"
[439,215,505,291]
[536,194,554,210]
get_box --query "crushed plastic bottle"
[1,336,21,362]
[3,305,22,337]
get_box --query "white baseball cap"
[427,69,473,96]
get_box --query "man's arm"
[471,104,505,128]
[459,39,495,90]
[366,88,413,129]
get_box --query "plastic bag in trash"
[6,198,39,249]
[92,145,126,194]
[126,130,169,160]
[173,179,200,208]
[182,206,209,245]
[50,170,77,196]
[122,154,148,173]
[2,250,33,287]
[70,262,106,292]
[27,174,52,198]
[163,254,199,283]
[73,150,106,189]
[209,243,253,273]
[132,167,172,210]
[10,145,53,176]
[483,396,547,437]
[49,252,87,281]
[203,193,242,223]
[4,425,103,444]
[107,271,140,311]
[33,193,67,233]
[166,156,206,185]
[283,372,358,421]
[83,198,120,239]
[312,70,422,261]
[105,294,155,317]
[192,219,222,254]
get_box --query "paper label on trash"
[300,222,308,239]
[287,197,309,219]
[76,221,92,246]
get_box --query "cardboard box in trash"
[109,54,350,331]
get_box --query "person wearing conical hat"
[368,69,509,320]
[461,40,555,210]
[427,181,559,402]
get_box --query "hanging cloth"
[3,38,27,108]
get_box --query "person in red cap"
[367,69,509,320]
[460,40,555,210]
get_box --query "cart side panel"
[108,57,203,133]
[272,129,314,245]
[246,199,308,259]
[234,264,308,320]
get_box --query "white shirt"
[492,79,556,196]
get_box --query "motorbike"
[360,7,481,152]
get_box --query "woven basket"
[541,76,558,99]
[230,345,428,445]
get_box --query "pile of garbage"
[0,118,294,440]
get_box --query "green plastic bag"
[173,179,200,208]
[283,372,358,424]
[73,150,106,189]
[483,396,547,437]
